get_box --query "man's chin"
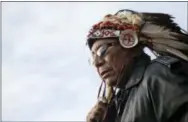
[105,78,117,87]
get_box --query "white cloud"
[2,2,187,121]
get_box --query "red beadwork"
[90,20,139,36]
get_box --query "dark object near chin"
[102,101,117,122]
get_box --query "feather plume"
[140,14,188,61]
[141,22,177,40]
[118,11,188,62]
[166,47,188,61]
[152,43,188,61]
[142,13,182,33]
[151,38,188,50]
[141,22,188,44]
[171,32,188,43]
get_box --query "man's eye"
[97,45,108,57]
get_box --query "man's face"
[91,38,136,87]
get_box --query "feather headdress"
[87,9,188,61]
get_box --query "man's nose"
[93,55,105,67]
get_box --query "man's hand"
[86,101,108,122]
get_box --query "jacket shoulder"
[140,56,188,122]
[151,56,181,68]
[145,56,182,75]
[142,55,187,87]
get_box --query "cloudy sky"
[2,2,187,121]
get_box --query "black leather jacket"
[106,54,188,122]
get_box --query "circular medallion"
[119,30,138,48]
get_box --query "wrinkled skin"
[86,38,143,122]
[91,38,142,87]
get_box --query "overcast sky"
[2,2,187,121]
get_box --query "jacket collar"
[123,53,151,90]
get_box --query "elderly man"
[86,10,188,122]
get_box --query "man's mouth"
[100,70,112,79]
